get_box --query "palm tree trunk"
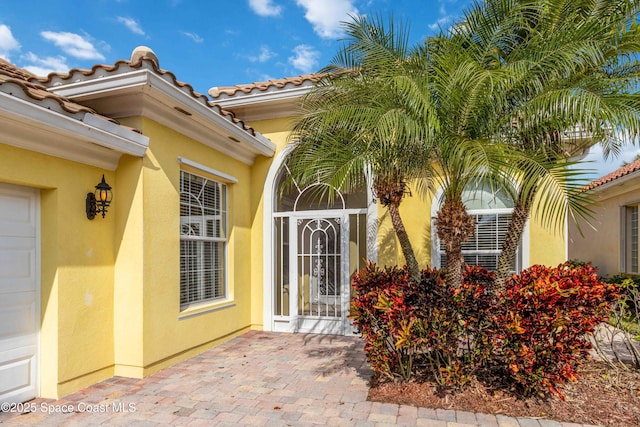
[444,236,465,290]
[436,197,475,288]
[494,187,536,292]
[387,203,421,281]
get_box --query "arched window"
[433,182,524,272]
[273,163,367,212]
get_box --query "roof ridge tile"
[0,58,131,128]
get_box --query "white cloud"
[429,16,453,31]
[428,0,459,32]
[295,0,358,39]
[117,16,145,36]
[249,46,275,63]
[244,67,275,83]
[20,52,69,76]
[181,31,204,43]
[0,24,20,60]
[576,133,640,181]
[248,0,282,17]
[288,44,319,74]
[40,31,105,60]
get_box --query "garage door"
[0,183,39,404]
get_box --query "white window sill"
[178,299,236,320]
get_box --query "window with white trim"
[436,182,521,272]
[623,204,639,274]
[180,170,227,309]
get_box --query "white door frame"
[0,182,40,404]
[262,147,378,335]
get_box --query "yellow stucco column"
[113,156,145,377]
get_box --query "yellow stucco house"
[0,46,567,404]
[569,160,640,277]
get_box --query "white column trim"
[262,146,294,331]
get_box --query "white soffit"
[0,92,149,170]
[210,83,313,122]
[50,69,276,164]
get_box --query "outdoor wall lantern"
[86,175,113,220]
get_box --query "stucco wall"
[246,117,294,330]
[246,117,568,336]
[528,211,567,267]
[0,114,270,398]
[0,142,116,398]
[113,117,257,378]
[569,180,640,277]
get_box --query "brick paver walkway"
[0,331,599,426]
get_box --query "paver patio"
[0,331,599,426]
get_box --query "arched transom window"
[434,182,522,272]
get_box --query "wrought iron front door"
[291,214,349,334]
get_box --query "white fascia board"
[142,73,275,157]
[49,69,151,99]
[52,70,275,158]
[212,84,312,109]
[0,92,148,157]
[82,113,148,156]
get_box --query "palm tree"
[418,34,519,288]
[288,14,522,288]
[287,15,438,281]
[288,13,529,288]
[621,154,640,167]
[447,0,640,289]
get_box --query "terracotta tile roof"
[209,74,322,99]
[0,58,36,80]
[585,158,640,190]
[0,58,99,117]
[31,51,258,136]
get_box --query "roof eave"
[588,170,640,195]
[0,91,148,170]
[210,82,314,122]
[212,83,313,108]
[50,69,275,163]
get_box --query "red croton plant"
[350,261,620,399]
[492,263,620,398]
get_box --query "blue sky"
[0,0,467,92]
[0,0,637,179]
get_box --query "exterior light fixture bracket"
[86,175,112,220]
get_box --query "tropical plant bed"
[368,360,640,426]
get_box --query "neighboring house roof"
[0,57,149,170]
[585,158,640,191]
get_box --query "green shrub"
[602,274,640,347]
[604,274,640,319]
